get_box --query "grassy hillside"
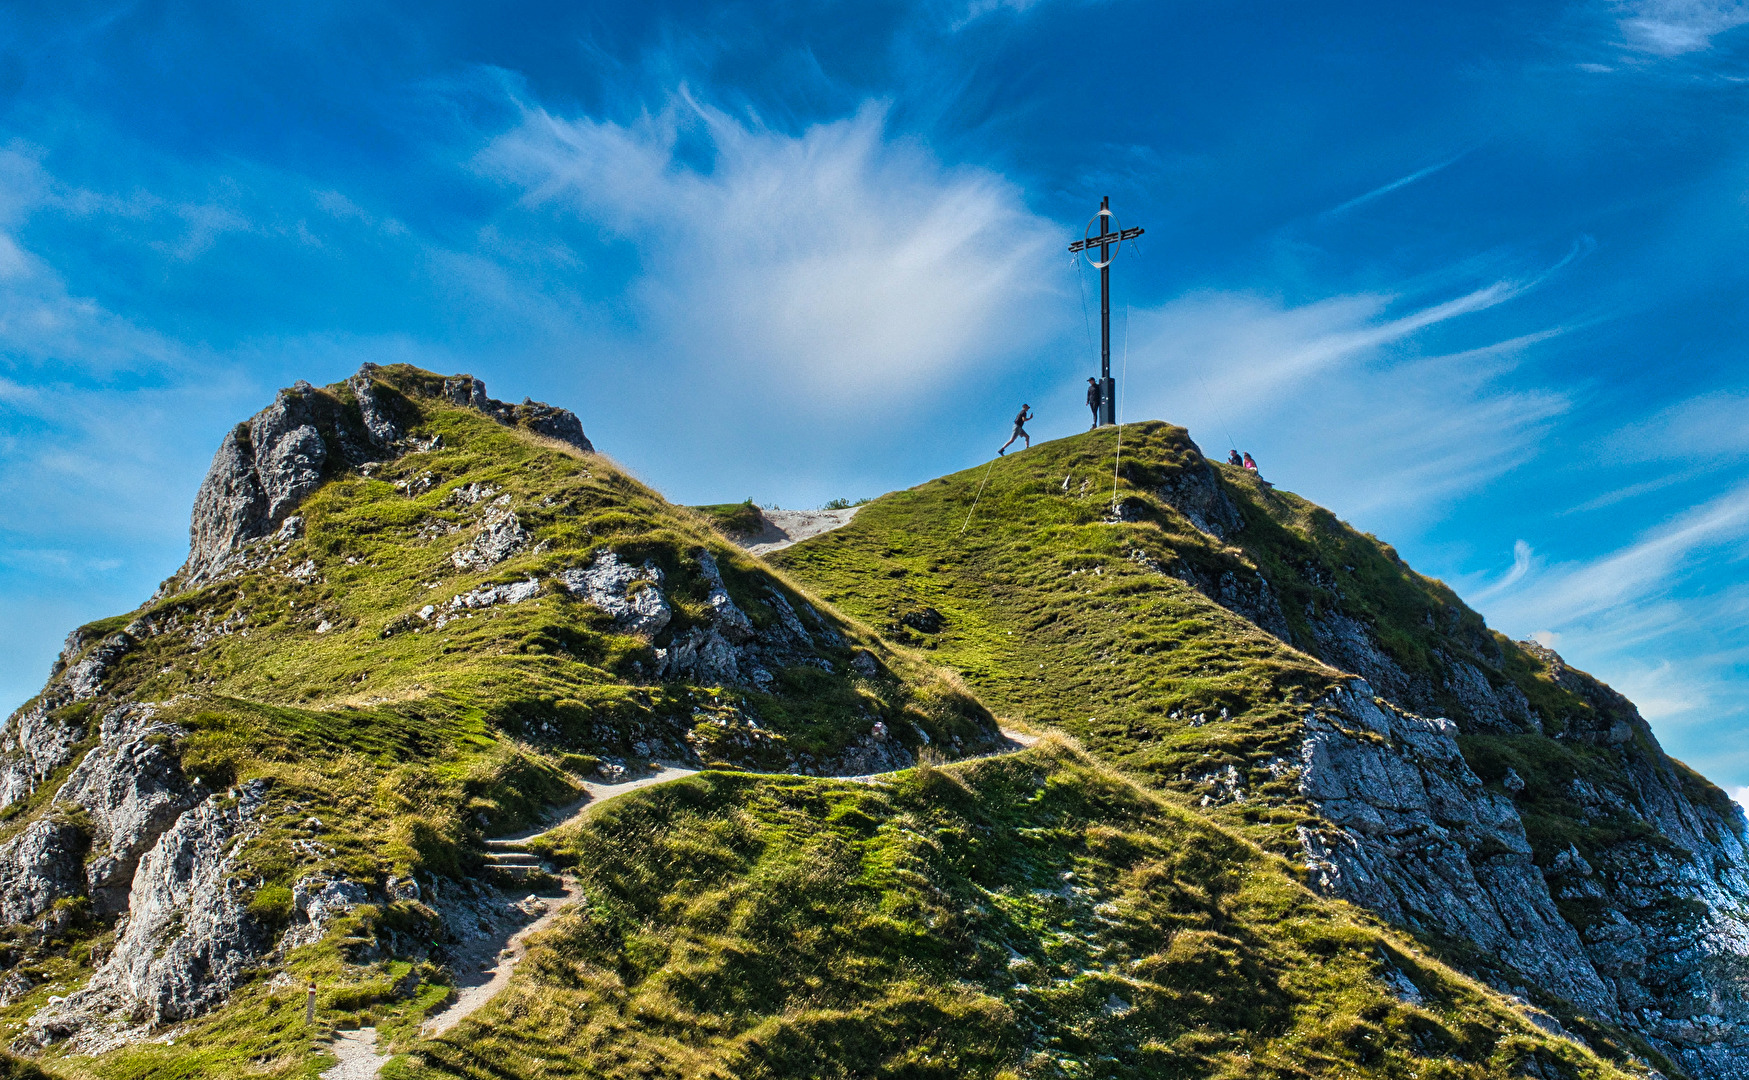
[770,424,1349,851]
[2,396,1691,1080]
[767,422,1743,1075]
[394,737,1641,1080]
[1,367,994,1079]
[769,423,1723,867]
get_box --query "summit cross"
[1068,196,1144,426]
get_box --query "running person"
[1086,378,1103,429]
[998,404,1033,456]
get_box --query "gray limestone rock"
[449,578,542,611]
[55,708,196,914]
[1153,458,1245,540]
[183,424,271,587]
[558,550,671,636]
[61,632,132,701]
[510,398,593,453]
[279,874,369,952]
[451,500,531,572]
[178,366,592,587]
[83,780,269,1024]
[0,624,128,807]
[1296,685,1616,1014]
[0,819,86,925]
[348,370,406,448]
[0,698,92,809]
[695,550,754,643]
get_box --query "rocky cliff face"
[1145,452,1749,1079]
[178,365,591,587]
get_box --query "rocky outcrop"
[653,550,820,691]
[1297,684,1617,1013]
[31,780,270,1042]
[178,365,592,587]
[1151,457,1245,541]
[451,497,533,572]
[559,550,672,636]
[56,707,196,914]
[1127,451,1749,1075]
[0,819,86,925]
[280,873,369,952]
[1291,658,1749,1076]
[0,628,139,809]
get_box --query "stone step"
[484,838,528,850]
[486,852,541,866]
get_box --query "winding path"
[319,730,1037,1079]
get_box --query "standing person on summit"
[998,404,1033,456]
[1086,378,1103,429]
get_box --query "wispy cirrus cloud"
[1324,151,1471,217]
[479,94,1060,412]
[1605,388,1749,463]
[1485,480,1749,634]
[1110,281,1571,532]
[1614,0,1749,55]
[1472,480,1749,774]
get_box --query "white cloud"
[1470,482,1749,785]
[1606,387,1749,463]
[1325,152,1470,217]
[479,95,1060,412]
[1110,284,1570,531]
[1485,481,1749,632]
[1615,0,1749,55]
[1474,539,1536,601]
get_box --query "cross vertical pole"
[1099,196,1115,426]
[1068,198,1143,429]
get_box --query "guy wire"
[960,456,999,536]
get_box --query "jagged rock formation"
[24,782,270,1051]
[1138,447,1749,1079]
[0,821,85,926]
[56,706,197,913]
[179,364,591,587]
[1098,440,1749,1078]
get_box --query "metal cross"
[1068,196,1143,426]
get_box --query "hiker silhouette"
[999,405,1033,456]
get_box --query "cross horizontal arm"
[1068,226,1145,253]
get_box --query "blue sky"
[4,0,1749,792]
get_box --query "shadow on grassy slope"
[394,738,1640,1080]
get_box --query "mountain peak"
[175,364,592,590]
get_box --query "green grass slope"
[393,738,1642,1080]
[770,424,1350,849]
[1,366,995,1079]
[769,422,1729,867]
[768,421,1742,1075]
